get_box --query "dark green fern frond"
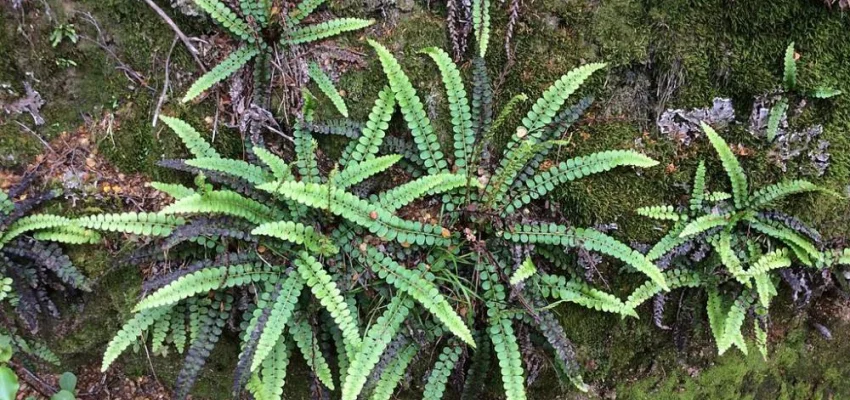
[193,0,254,41]
[182,46,258,103]
[287,0,326,25]
[159,116,220,159]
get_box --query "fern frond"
[509,257,536,285]
[636,205,681,221]
[308,62,349,118]
[151,182,196,199]
[247,336,291,400]
[690,160,707,212]
[747,219,822,265]
[743,249,791,279]
[341,295,412,400]
[678,214,730,238]
[702,122,748,209]
[32,225,101,244]
[333,155,401,189]
[503,150,658,214]
[714,231,749,285]
[185,157,273,185]
[748,180,820,209]
[370,342,419,400]
[182,46,258,102]
[625,269,702,309]
[340,86,395,167]
[239,0,270,27]
[259,181,451,246]
[422,47,475,173]
[472,0,491,57]
[193,0,253,40]
[489,315,526,400]
[422,344,462,400]
[717,294,749,355]
[252,147,293,181]
[162,190,280,224]
[705,288,726,351]
[285,18,374,44]
[783,42,796,90]
[706,191,732,202]
[288,315,335,389]
[287,0,325,25]
[489,93,528,138]
[540,274,636,317]
[375,173,469,212]
[809,87,842,99]
[754,318,768,360]
[766,98,788,142]
[753,272,777,309]
[368,40,448,174]
[645,221,688,261]
[159,116,220,158]
[75,212,185,237]
[101,306,172,371]
[250,275,304,372]
[252,221,338,256]
[360,247,475,346]
[1,214,74,246]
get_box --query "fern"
[678,214,729,238]
[183,46,258,102]
[748,180,820,209]
[625,269,702,309]
[340,86,395,166]
[375,173,469,212]
[286,18,375,45]
[1,214,74,246]
[287,0,325,25]
[422,344,462,400]
[370,342,419,400]
[509,257,537,285]
[32,225,101,244]
[489,94,528,139]
[702,122,748,209]
[193,0,253,40]
[332,155,401,189]
[690,161,707,212]
[75,212,185,237]
[288,314,335,389]
[162,190,280,224]
[308,62,349,118]
[636,205,681,221]
[151,182,196,199]
[250,275,304,372]
[472,0,491,57]
[489,315,526,400]
[783,42,797,90]
[717,294,749,355]
[766,98,788,142]
[159,116,220,158]
[746,219,822,265]
[101,306,172,371]
[252,221,337,255]
[186,157,274,185]
[252,147,293,181]
[247,336,291,400]
[713,231,748,285]
[540,274,636,317]
[368,40,448,174]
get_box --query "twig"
[153,36,179,127]
[141,0,207,72]
[14,121,54,153]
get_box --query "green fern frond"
[239,0,270,28]
[717,295,749,355]
[625,269,702,309]
[489,315,526,400]
[75,212,185,236]
[714,231,749,285]
[287,0,325,25]
[1,214,74,246]
[489,94,528,139]
[706,191,732,202]
[541,275,636,317]
[503,150,658,214]
[838,249,850,265]
[702,122,748,209]
[748,180,820,209]
[185,157,273,185]
[690,161,707,212]
[679,214,730,238]
[150,312,171,353]
[743,249,792,279]
[421,47,475,173]
[809,87,842,99]
[636,205,681,221]
[288,315,335,389]
[340,86,395,167]
[333,155,401,189]
[783,42,796,90]
[422,344,462,400]
[247,336,291,400]
[370,342,419,400]
[308,62,349,118]
[766,98,788,142]
[360,247,475,347]
[472,0,491,57]
[746,219,822,265]
[182,46,258,103]
[252,147,293,181]
[754,319,768,360]
[101,306,172,371]
[162,190,281,224]
[645,221,688,261]
[32,225,102,244]
[509,257,537,285]
[706,288,726,351]
[376,173,469,212]
[159,116,220,159]
[193,0,253,40]
[753,272,778,309]
[249,275,304,373]
[151,182,196,199]
[368,40,448,174]
[285,18,374,44]
[252,221,338,256]
[341,295,412,400]
[0,191,13,215]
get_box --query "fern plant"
[0,175,94,334]
[632,122,845,358]
[181,0,373,106]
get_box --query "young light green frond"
[472,0,491,57]
[370,342,419,400]
[706,288,726,350]
[376,173,469,212]
[753,273,778,309]
[252,147,293,181]
[706,191,732,202]
[185,157,273,185]
[161,190,280,224]
[489,315,526,400]
[342,295,413,400]
[541,275,636,317]
[754,319,768,360]
[766,98,788,142]
[159,116,220,159]
[252,221,338,256]
[783,42,796,90]
[421,47,475,173]
[133,263,275,311]
[151,182,196,199]
[294,252,362,358]
[193,0,253,40]
[645,221,689,261]
[332,155,401,189]
[503,150,658,214]
[75,212,185,237]
[259,181,451,246]
[690,161,707,212]
[340,86,395,167]
[101,306,172,371]
[286,0,324,25]
[702,122,748,209]
[678,214,729,238]
[182,46,258,103]
[502,225,668,290]
[809,87,842,99]
[288,316,335,389]
[717,295,749,356]
[308,62,349,118]
[509,257,537,286]
[743,249,792,279]
[1,214,74,246]
[32,225,101,244]
[714,231,749,285]
[518,63,606,138]
[249,275,304,373]
[285,18,374,44]
[488,93,528,139]
[368,40,448,175]
[636,205,681,221]
[247,336,291,400]
[422,344,462,400]
[747,219,822,265]
[239,0,271,27]
[748,180,820,209]
[360,247,475,347]
[625,269,702,309]
[150,312,171,353]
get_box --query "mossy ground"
[3,0,850,398]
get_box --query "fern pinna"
[0,174,94,334]
[633,122,848,358]
[182,0,373,106]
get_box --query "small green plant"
[54,58,77,69]
[182,0,373,105]
[0,332,74,400]
[633,122,848,357]
[49,23,78,48]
